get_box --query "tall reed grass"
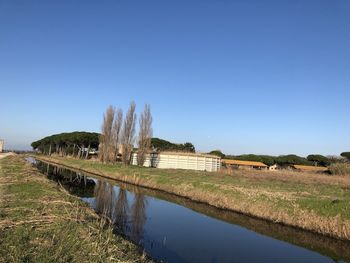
[329,163,350,176]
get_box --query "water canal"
[27,157,350,263]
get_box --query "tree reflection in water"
[93,181,148,244]
[130,187,148,244]
[113,187,129,233]
[94,180,115,219]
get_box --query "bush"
[329,163,350,176]
[340,152,350,161]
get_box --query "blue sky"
[0,0,349,156]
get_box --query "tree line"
[31,133,196,164]
[209,150,350,167]
[31,131,99,158]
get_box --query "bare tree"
[112,108,123,162]
[99,105,115,163]
[121,101,136,165]
[137,104,153,166]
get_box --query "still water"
[28,157,350,263]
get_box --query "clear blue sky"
[0,0,349,156]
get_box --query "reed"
[329,163,350,176]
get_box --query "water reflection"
[29,158,350,263]
[90,179,148,245]
[35,160,95,197]
[130,189,148,244]
[34,159,150,246]
[114,188,129,233]
[94,180,115,218]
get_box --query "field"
[33,154,350,240]
[0,154,151,263]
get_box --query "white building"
[268,164,278,171]
[131,152,221,172]
[0,140,4,153]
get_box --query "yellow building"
[222,159,267,170]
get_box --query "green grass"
[0,155,151,263]
[33,154,350,240]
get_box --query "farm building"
[131,152,221,172]
[222,159,268,170]
[268,164,278,171]
[0,140,3,153]
[292,165,328,173]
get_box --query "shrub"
[329,163,350,176]
[340,152,350,161]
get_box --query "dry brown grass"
[293,164,329,172]
[34,154,350,241]
[329,163,350,176]
[231,167,350,187]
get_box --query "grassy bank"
[33,154,350,241]
[0,155,151,263]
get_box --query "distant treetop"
[151,138,195,153]
[208,150,226,159]
[224,154,313,167]
[306,154,330,167]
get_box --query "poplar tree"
[137,104,153,166]
[121,101,136,165]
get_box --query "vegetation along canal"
[27,157,350,263]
